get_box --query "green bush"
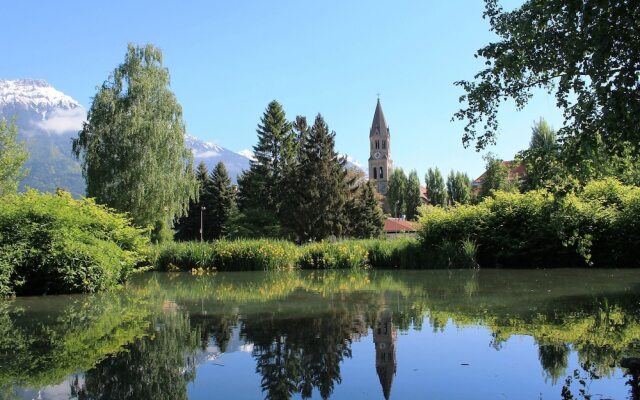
[0,191,148,296]
[354,238,430,269]
[213,239,299,271]
[152,239,300,271]
[418,179,640,268]
[298,241,369,269]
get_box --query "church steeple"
[368,98,393,195]
[370,98,389,137]
[374,309,397,400]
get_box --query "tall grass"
[150,237,477,271]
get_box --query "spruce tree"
[286,114,348,241]
[236,100,294,236]
[174,161,209,241]
[404,170,422,220]
[351,181,384,238]
[73,43,197,241]
[425,167,447,207]
[205,161,235,240]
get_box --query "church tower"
[368,98,393,195]
[374,309,397,400]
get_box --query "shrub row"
[0,191,148,297]
[418,179,640,268]
[150,238,443,271]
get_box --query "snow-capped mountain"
[0,79,252,196]
[184,134,250,182]
[0,79,86,196]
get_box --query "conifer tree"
[174,161,209,241]
[386,168,407,218]
[425,167,447,207]
[205,161,235,239]
[351,181,384,238]
[236,101,294,236]
[404,170,422,220]
[73,43,197,241]
[286,114,348,241]
[237,100,293,211]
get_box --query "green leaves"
[0,190,148,296]
[0,117,28,197]
[455,0,640,160]
[425,167,447,207]
[73,43,197,241]
[419,179,640,268]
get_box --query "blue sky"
[1,0,562,180]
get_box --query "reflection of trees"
[0,291,155,392]
[242,305,356,400]
[71,312,199,400]
[190,313,238,352]
[538,343,569,384]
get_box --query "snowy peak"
[185,134,225,158]
[0,79,82,113]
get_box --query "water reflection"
[2,269,640,399]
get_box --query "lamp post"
[200,206,206,242]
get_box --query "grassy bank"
[149,237,452,271]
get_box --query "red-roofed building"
[384,218,419,238]
[472,161,526,189]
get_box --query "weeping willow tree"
[0,118,28,197]
[73,43,197,241]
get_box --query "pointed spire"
[370,98,389,137]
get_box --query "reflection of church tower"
[368,98,393,195]
[374,309,397,400]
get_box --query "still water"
[2,269,640,400]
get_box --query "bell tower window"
[379,167,383,179]
[373,167,377,179]
[382,140,386,149]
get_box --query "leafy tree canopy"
[404,170,422,220]
[387,168,407,217]
[425,167,447,207]
[0,118,28,197]
[454,0,640,160]
[73,43,197,241]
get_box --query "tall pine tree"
[236,100,294,236]
[350,181,384,238]
[204,161,235,240]
[285,114,348,241]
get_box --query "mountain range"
[0,79,253,197]
[0,79,363,197]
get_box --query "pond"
[2,269,640,400]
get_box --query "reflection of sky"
[15,376,83,400]
[14,317,632,400]
[185,319,630,400]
